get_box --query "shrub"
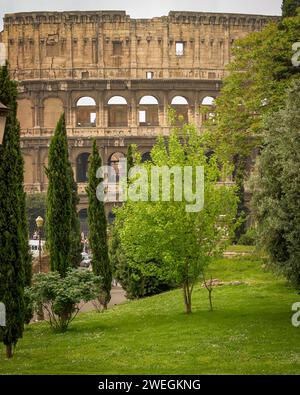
[110,225,175,299]
[26,269,102,332]
[239,228,257,246]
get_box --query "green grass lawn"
[1,256,300,375]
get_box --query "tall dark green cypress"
[87,140,111,310]
[0,64,27,358]
[69,167,82,268]
[126,144,134,176]
[46,113,72,277]
[282,0,300,17]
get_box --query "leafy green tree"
[0,64,28,358]
[209,14,300,162]
[204,13,300,238]
[253,79,300,287]
[87,140,112,310]
[115,126,238,313]
[46,114,72,277]
[282,0,300,17]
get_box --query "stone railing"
[10,67,226,82]
[20,126,171,138]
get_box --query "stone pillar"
[163,92,169,127]
[130,22,137,78]
[162,24,169,79]
[130,92,137,128]
[98,91,104,128]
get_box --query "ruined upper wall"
[1,10,279,81]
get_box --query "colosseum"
[0,10,278,231]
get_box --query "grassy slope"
[0,255,300,375]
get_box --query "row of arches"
[76,95,215,106]
[17,95,216,130]
[76,95,215,128]
[76,151,151,182]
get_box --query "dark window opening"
[113,41,123,56]
[76,153,90,182]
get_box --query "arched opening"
[141,152,152,163]
[201,96,216,122]
[17,99,33,130]
[108,152,125,182]
[76,96,96,127]
[171,96,189,125]
[79,209,88,236]
[43,98,64,128]
[202,96,215,106]
[76,153,90,182]
[138,96,159,126]
[108,96,128,127]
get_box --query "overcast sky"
[0,0,282,30]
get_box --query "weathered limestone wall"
[1,11,278,80]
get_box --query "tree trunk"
[6,344,13,358]
[37,305,44,321]
[183,282,192,314]
[208,290,213,312]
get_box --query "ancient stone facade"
[0,10,278,232]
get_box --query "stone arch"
[171,96,189,105]
[17,98,33,129]
[201,96,215,106]
[43,97,64,128]
[76,152,90,182]
[138,96,159,126]
[107,96,128,105]
[107,96,128,127]
[171,95,189,124]
[108,151,125,182]
[201,96,216,122]
[76,96,97,127]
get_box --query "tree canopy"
[0,64,29,358]
[253,78,300,287]
[115,126,238,313]
[282,0,300,17]
[87,140,112,310]
[208,14,300,161]
[46,114,72,276]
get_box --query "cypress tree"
[282,0,300,17]
[126,144,134,175]
[254,79,300,287]
[87,140,111,310]
[69,167,82,268]
[0,64,27,358]
[46,113,72,277]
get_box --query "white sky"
[0,0,283,31]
